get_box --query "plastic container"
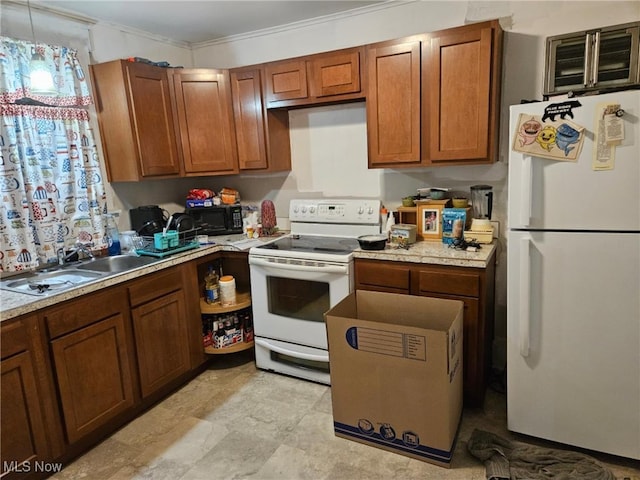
[120,230,142,255]
[105,214,121,256]
[390,224,417,245]
[153,230,179,250]
[219,275,237,306]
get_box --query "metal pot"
[170,214,195,232]
[357,234,387,251]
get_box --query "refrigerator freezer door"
[508,90,640,231]
[507,230,640,459]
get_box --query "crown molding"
[190,0,417,49]
[3,0,97,25]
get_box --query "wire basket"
[137,229,200,256]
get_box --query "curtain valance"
[0,36,92,107]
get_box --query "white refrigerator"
[507,90,640,459]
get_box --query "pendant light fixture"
[27,0,56,95]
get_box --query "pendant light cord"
[27,0,37,45]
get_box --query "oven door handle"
[255,338,330,363]
[249,257,349,274]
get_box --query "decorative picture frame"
[417,201,448,241]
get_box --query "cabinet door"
[414,290,482,404]
[230,68,268,170]
[308,49,361,98]
[131,290,190,398]
[425,23,497,163]
[126,62,182,177]
[172,69,238,175]
[366,40,421,166]
[265,60,308,105]
[1,352,49,477]
[91,60,181,181]
[51,313,135,444]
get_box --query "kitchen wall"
[2,1,639,368]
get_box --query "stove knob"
[358,206,364,214]
[309,206,316,213]
[367,206,374,214]
[292,206,299,213]
[301,206,307,213]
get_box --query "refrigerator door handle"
[519,236,532,357]
[519,156,533,227]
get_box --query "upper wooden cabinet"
[229,67,291,172]
[90,60,182,181]
[265,59,308,104]
[170,69,239,176]
[264,47,365,108]
[308,49,362,98]
[366,38,422,167]
[423,20,503,165]
[367,20,503,168]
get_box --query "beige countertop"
[1,235,496,322]
[353,240,496,268]
[0,234,262,323]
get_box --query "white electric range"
[248,198,381,384]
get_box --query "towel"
[467,429,616,480]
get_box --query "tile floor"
[51,351,639,480]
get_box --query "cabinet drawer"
[46,288,124,339]
[1,319,29,360]
[355,260,411,292]
[128,268,182,307]
[416,269,480,297]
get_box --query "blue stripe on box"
[334,422,454,464]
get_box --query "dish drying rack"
[136,229,200,258]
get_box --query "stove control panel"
[289,199,381,225]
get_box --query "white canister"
[219,275,236,306]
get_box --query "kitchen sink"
[1,255,160,297]
[0,269,106,296]
[75,255,159,273]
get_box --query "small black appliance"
[186,205,243,236]
[130,205,166,235]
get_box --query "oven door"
[248,255,353,350]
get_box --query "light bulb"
[29,52,56,95]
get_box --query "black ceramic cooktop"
[256,234,359,255]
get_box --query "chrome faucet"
[57,242,95,265]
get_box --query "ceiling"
[33,0,387,45]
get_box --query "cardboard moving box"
[325,290,463,468]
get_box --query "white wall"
[188,1,639,368]
[3,1,639,368]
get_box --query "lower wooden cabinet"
[130,276,190,398]
[1,317,50,479]
[47,288,136,444]
[0,252,242,473]
[354,257,495,406]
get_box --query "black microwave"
[186,205,243,236]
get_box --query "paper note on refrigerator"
[592,103,617,171]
